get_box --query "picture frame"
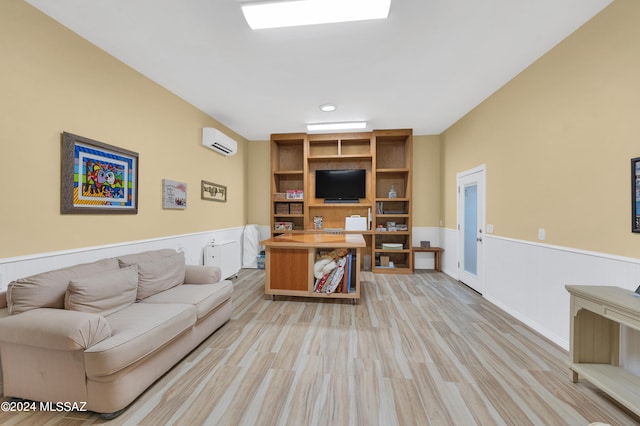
[201,180,226,202]
[632,157,640,233]
[162,179,187,209]
[61,132,139,214]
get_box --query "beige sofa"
[0,249,233,418]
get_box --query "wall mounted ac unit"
[202,127,237,156]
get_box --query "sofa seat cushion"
[65,265,138,316]
[84,303,196,378]
[141,281,233,320]
[6,258,120,315]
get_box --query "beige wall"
[246,140,271,226]
[0,1,248,258]
[412,135,441,227]
[441,0,640,258]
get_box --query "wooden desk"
[411,247,444,272]
[260,233,366,303]
[565,285,640,417]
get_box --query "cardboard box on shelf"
[286,190,304,199]
[274,222,293,231]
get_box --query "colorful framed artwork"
[162,179,187,209]
[632,157,640,233]
[61,132,139,214]
[201,180,226,202]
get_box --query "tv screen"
[315,169,366,201]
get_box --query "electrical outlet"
[538,228,546,241]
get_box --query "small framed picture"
[201,180,227,202]
[162,179,187,209]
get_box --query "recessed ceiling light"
[242,0,391,30]
[307,122,367,132]
[319,104,336,112]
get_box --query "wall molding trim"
[0,228,239,265]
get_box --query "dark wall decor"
[633,157,640,232]
[201,180,226,202]
[61,132,139,214]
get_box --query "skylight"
[242,0,391,30]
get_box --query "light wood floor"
[1,270,639,425]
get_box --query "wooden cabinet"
[270,129,413,273]
[261,233,365,303]
[565,285,640,417]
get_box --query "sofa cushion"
[65,265,138,316]
[84,302,196,377]
[141,281,233,320]
[184,265,221,285]
[0,308,111,351]
[6,258,120,315]
[115,249,177,266]
[128,252,186,301]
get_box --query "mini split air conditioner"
[202,127,237,156]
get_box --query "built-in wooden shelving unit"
[270,129,412,273]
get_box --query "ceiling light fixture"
[307,121,367,132]
[319,104,336,112]
[242,0,391,30]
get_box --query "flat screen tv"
[315,169,366,202]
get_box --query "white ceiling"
[26,0,612,141]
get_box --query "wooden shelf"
[274,170,304,175]
[309,203,372,208]
[376,168,410,173]
[570,363,640,417]
[376,197,409,202]
[308,154,372,161]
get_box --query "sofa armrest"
[185,265,221,284]
[0,308,111,351]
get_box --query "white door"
[457,166,485,294]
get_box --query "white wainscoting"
[438,228,640,375]
[0,227,248,291]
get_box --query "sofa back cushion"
[6,258,120,315]
[65,265,138,316]
[115,249,178,267]
[119,252,185,301]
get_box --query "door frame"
[456,164,486,294]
